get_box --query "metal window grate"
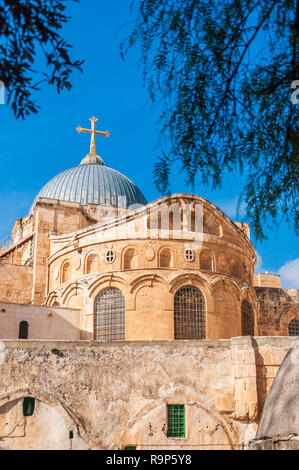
[95,288,125,341]
[174,287,205,339]
[167,404,185,438]
[241,300,254,336]
[288,319,299,336]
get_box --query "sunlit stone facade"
[0,129,298,450]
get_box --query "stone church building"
[0,117,298,450]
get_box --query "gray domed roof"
[30,155,147,211]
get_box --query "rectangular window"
[167,404,185,438]
[23,397,35,417]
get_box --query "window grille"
[167,404,185,438]
[19,321,29,339]
[94,288,125,341]
[23,397,35,417]
[241,300,254,336]
[288,319,299,336]
[185,249,194,262]
[105,250,116,263]
[174,287,205,339]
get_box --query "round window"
[185,249,194,262]
[105,249,116,263]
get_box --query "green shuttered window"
[167,404,185,438]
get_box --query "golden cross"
[76,116,110,156]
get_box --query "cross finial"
[76,116,110,164]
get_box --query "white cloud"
[278,258,299,289]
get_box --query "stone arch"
[61,282,87,306]
[278,306,299,336]
[123,247,138,270]
[94,287,125,341]
[61,260,71,284]
[88,273,129,298]
[0,390,89,450]
[169,272,210,297]
[85,251,98,274]
[129,273,169,295]
[46,292,62,307]
[159,246,174,268]
[210,276,241,296]
[117,399,235,450]
[200,249,214,271]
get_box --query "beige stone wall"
[0,336,295,450]
[255,287,299,336]
[245,436,299,450]
[254,273,281,288]
[0,264,33,303]
[0,302,80,340]
[3,194,297,342]
[45,195,256,341]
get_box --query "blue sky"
[0,0,298,287]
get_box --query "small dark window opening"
[69,431,74,440]
[23,397,35,417]
[124,446,136,450]
[19,321,29,339]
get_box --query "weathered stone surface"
[0,337,295,450]
[245,435,299,450]
[257,340,299,438]
[0,302,80,340]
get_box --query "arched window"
[86,254,98,274]
[174,287,205,339]
[159,247,174,268]
[288,319,299,336]
[169,212,174,231]
[200,249,213,270]
[191,211,196,232]
[230,258,240,277]
[241,300,254,336]
[19,321,29,339]
[123,248,138,270]
[94,288,125,341]
[62,261,71,283]
[157,211,162,230]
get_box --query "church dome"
[30,116,147,212]
[31,155,147,211]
